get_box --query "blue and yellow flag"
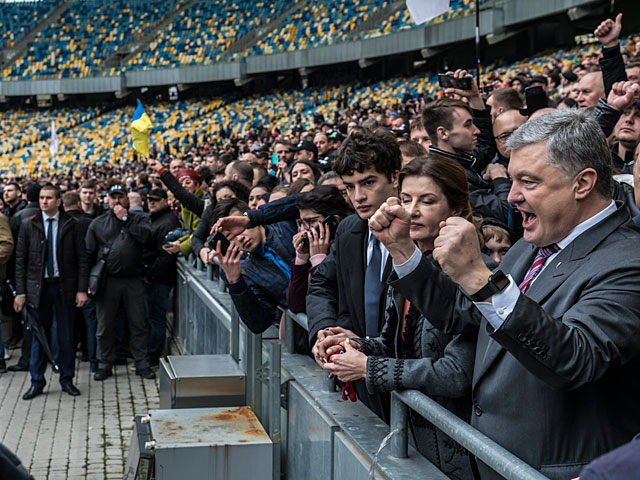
[131,99,152,157]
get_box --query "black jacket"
[86,210,152,278]
[11,201,39,234]
[66,209,92,237]
[159,169,206,217]
[429,146,519,233]
[144,207,180,285]
[471,107,498,174]
[599,44,628,97]
[15,210,89,308]
[3,198,28,239]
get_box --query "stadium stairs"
[95,0,200,75]
[348,0,406,38]
[221,0,309,59]
[0,1,73,72]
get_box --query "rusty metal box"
[138,407,272,480]
[159,354,246,409]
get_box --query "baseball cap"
[148,188,168,200]
[108,184,127,196]
[292,141,318,156]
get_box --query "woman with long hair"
[322,156,478,480]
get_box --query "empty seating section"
[247,0,388,56]
[2,0,185,80]
[0,0,60,51]
[1,34,636,177]
[126,0,290,70]
[0,0,489,78]
[0,106,103,155]
[357,0,487,40]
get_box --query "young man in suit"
[369,108,640,479]
[14,184,88,400]
[306,128,401,417]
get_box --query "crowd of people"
[1,12,640,480]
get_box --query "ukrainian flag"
[131,99,152,157]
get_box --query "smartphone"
[302,215,340,248]
[521,85,548,116]
[271,153,279,165]
[207,232,230,256]
[438,74,473,91]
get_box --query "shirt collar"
[42,210,60,223]
[557,200,617,250]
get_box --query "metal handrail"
[391,391,549,480]
[182,259,549,480]
[279,307,549,480]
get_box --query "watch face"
[491,270,510,291]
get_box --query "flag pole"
[475,0,481,87]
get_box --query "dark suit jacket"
[307,214,392,343]
[15,210,89,308]
[390,204,640,480]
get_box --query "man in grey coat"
[368,108,640,479]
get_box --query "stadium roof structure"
[0,0,625,97]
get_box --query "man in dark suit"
[14,184,88,400]
[368,108,640,479]
[306,128,401,416]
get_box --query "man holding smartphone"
[424,69,514,229]
[208,199,296,335]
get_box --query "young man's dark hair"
[227,160,254,187]
[488,87,525,111]
[399,140,428,160]
[40,183,61,199]
[295,185,352,219]
[421,98,473,145]
[211,198,249,224]
[6,181,21,192]
[255,174,279,191]
[62,192,81,210]
[332,127,401,181]
[218,152,235,166]
[212,181,250,204]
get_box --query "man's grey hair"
[506,108,612,198]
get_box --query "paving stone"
[0,356,159,479]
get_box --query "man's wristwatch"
[470,270,510,302]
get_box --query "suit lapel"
[473,203,629,387]
[345,218,367,335]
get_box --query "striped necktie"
[519,244,560,294]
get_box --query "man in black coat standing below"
[86,184,155,381]
[143,188,179,367]
[14,184,89,400]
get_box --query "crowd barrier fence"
[175,256,550,480]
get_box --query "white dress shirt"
[42,210,61,278]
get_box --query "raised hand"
[213,241,243,284]
[433,217,491,296]
[607,81,640,112]
[308,222,331,257]
[443,69,484,110]
[212,215,250,240]
[368,197,416,264]
[594,13,622,49]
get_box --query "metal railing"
[180,257,550,480]
[181,256,281,480]
[278,297,550,480]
